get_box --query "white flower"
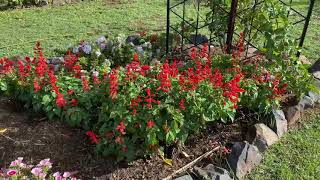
[95,51,102,57]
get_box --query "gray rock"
[246,123,279,152]
[299,55,311,65]
[227,142,262,179]
[309,59,320,73]
[189,34,209,45]
[194,166,210,179]
[271,110,288,138]
[48,57,64,65]
[126,35,140,45]
[308,91,320,103]
[284,105,302,126]
[175,175,194,180]
[298,95,314,109]
[312,71,320,79]
[203,164,232,180]
[39,0,49,6]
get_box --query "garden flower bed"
[0,29,317,179]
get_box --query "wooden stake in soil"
[162,146,221,180]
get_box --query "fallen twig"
[162,146,221,180]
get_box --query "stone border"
[172,60,320,180]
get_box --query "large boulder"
[284,105,302,126]
[175,175,194,180]
[270,110,288,138]
[227,142,262,179]
[246,123,279,152]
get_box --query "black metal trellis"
[166,0,316,58]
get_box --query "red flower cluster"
[271,79,288,97]
[81,76,90,92]
[56,93,67,108]
[179,98,186,111]
[223,74,245,109]
[144,88,160,109]
[130,96,142,115]
[0,57,14,74]
[109,69,119,100]
[116,121,126,135]
[147,120,155,128]
[86,131,100,144]
[64,51,79,72]
[232,32,245,59]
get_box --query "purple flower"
[96,36,106,44]
[99,43,106,50]
[81,44,92,55]
[6,169,17,176]
[31,167,42,176]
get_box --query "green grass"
[247,109,320,179]
[0,0,168,57]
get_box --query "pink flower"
[38,158,52,169]
[6,169,17,176]
[63,172,71,178]
[31,167,42,176]
[53,172,62,180]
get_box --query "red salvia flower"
[64,51,79,72]
[179,98,186,110]
[223,74,245,109]
[189,48,197,60]
[81,76,90,92]
[133,53,139,62]
[211,68,223,88]
[109,69,119,100]
[116,121,126,135]
[86,131,100,144]
[67,90,74,95]
[144,88,160,109]
[147,120,155,129]
[33,80,41,93]
[56,93,67,108]
[73,64,82,78]
[157,62,172,92]
[17,60,26,80]
[70,99,78,106]
[115,136,122,144]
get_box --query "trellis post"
[226,0,238,54]
[297,0,315,57]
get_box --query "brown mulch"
[0,97,258,179]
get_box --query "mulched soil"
[0,97,260,179]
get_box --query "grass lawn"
[0,0,168,57]
[247,108,320,179]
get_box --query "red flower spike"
[70,99,78,106]
[33,80,41,93]
[133,53,139,62]
[147,120,155,129]
[67,90,74,95]
[179,99,186,111]
[56,93,67,108]
[109,69,119,100]
[81,76,90,92]
[116,122,126,135]
[86,131,100,144]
